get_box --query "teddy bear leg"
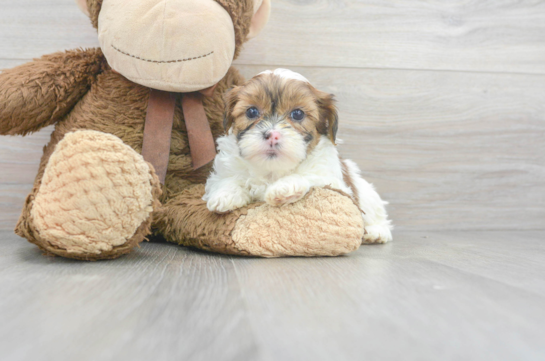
[154,185,364,257]
[15,130,162,260]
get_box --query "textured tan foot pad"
[30,130,158,257]
[232,187,364,257]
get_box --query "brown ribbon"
[181,92,217,170]
[141,90,176,184]
[141,85,218,184]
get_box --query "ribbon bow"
[141,84,218,184]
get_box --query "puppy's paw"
[205,188,251,213]
[363,223,393,244]
[265,178,310,207]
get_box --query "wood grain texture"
[1,230,544,361]
[0,0,99,60]
[236,0,545,74]
[0,231,257,361]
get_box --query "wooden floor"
[1,230,544,361]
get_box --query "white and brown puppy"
[203,69,392,243]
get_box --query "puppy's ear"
[223,86,241,131]
[315,90,339,144]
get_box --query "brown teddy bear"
[0,0,365,260]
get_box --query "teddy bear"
[0,0,365,261]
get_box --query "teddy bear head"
[77,0,271,92]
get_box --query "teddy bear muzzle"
[97,0,237,93]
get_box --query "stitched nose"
[264,130,281,146]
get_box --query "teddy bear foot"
[156,185,364,257]
[16,130,161,260]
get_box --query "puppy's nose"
[264,130,281,146]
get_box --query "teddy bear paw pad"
[30,130,156,256]
[231,187,365,257]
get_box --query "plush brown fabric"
[0,49,104,136]
[154,184,261,256]
[86,0,103,29]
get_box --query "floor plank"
[0,233,258,361]
[1,230,544,361]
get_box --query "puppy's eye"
[290,109,305,121]
[246,107,260,119]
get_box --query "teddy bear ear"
[76,0,102,28]
[247,0,271,40]
[75,0,89,16]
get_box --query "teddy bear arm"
[0,48,104,136]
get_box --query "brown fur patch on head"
[224,73,339,153]
[223,86,242,131]
[314,89,339,144]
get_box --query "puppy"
[203,69,392,243]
